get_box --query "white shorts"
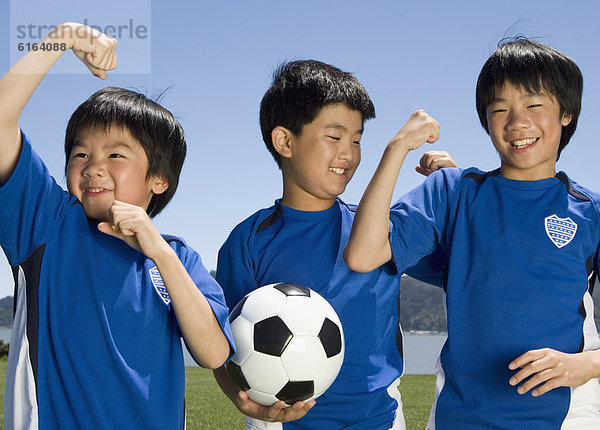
[562,378,600,429]
[244,378,406,429]
[245,418,281,430]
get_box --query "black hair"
[64,87,186,218]
[259,60,375,167]
[476,38,583,159]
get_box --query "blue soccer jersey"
[0,133,234,430]
[217,200,409,429]
[389,167,600,429]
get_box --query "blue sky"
[1,0,599,298]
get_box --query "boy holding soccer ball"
[214,60,456,429]
[0,23,234,428]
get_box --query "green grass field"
[0,360,435,429]
[184,368,435,429]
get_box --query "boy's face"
[486,82,572,181]
[279,103,363,211]
[66,125,167,221]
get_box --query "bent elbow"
[343,247,375,273]
[200,350,229,370]
[191,340,231,369]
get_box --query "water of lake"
[0,329,446,375]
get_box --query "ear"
[271,126,293,159]
[561,113,573,127]
[150,176,169,195]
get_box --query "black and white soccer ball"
[225,283,345,406]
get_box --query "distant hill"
[400,275,600,333]
[400,276,446,332]
[0,296,12,327]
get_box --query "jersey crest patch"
[545,214,577,248]
[149,266,171,305]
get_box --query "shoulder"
[336,198,357,213]
[219,204,280,250]
[160,234,195,261]
[162,234,188,249]
[557,172,600,203]
[159,234,214,275]
[236,204,281,234]
[406,167,472,198]
[557,172,600,223]
[422,167,469,186]
[435,166,503,190]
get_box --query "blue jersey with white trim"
[0,133,234,430]
[217,200,408,429]
[389,167,600,429]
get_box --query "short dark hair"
[476,38,583,159]
[259,60,375,167]
[64,87,186,218]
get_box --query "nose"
[82,158,106,177]
[506,108,532,131]
[338,139,356,164]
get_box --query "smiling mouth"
[85,187,107,194]
[329,167,346,175]
[510,138,538,149]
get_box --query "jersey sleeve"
[389,168,461,273]
[404,247,446,287]
[172,239,235,361]
[216,221,259,310]
[0,132,74,265]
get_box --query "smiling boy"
[0,23,233,429]
[485,82,572,181]
[272,102,364,211]
[213,60,457,429]
[67,125,166,220]
[344,39,600,429]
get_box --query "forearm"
[0,23,75,182]
[152,246,230,369]
[345,109,440,272]
[0,24,75,125]
[213,366,241,405]
[344,143,410,272]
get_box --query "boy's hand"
[416,151,458,176]
[68,24,117,80]
[235,390,315,422]
[97,200,169,259]
[389,110,440,152]
[508,348,600,396]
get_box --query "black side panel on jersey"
[578,253,597,352]
[18,244,45,386]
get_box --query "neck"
[500,163,556,181]
[280,193,337,212]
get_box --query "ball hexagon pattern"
[225,283,345,406]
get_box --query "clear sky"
[1,0,599,298]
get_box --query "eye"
[528,103,542,108]
[491,108,507,114]
[353,140,361,145]
[327,136,341,141]
[108,153,124,158]
[72,152,88,159]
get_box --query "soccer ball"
[225,283,345,406]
